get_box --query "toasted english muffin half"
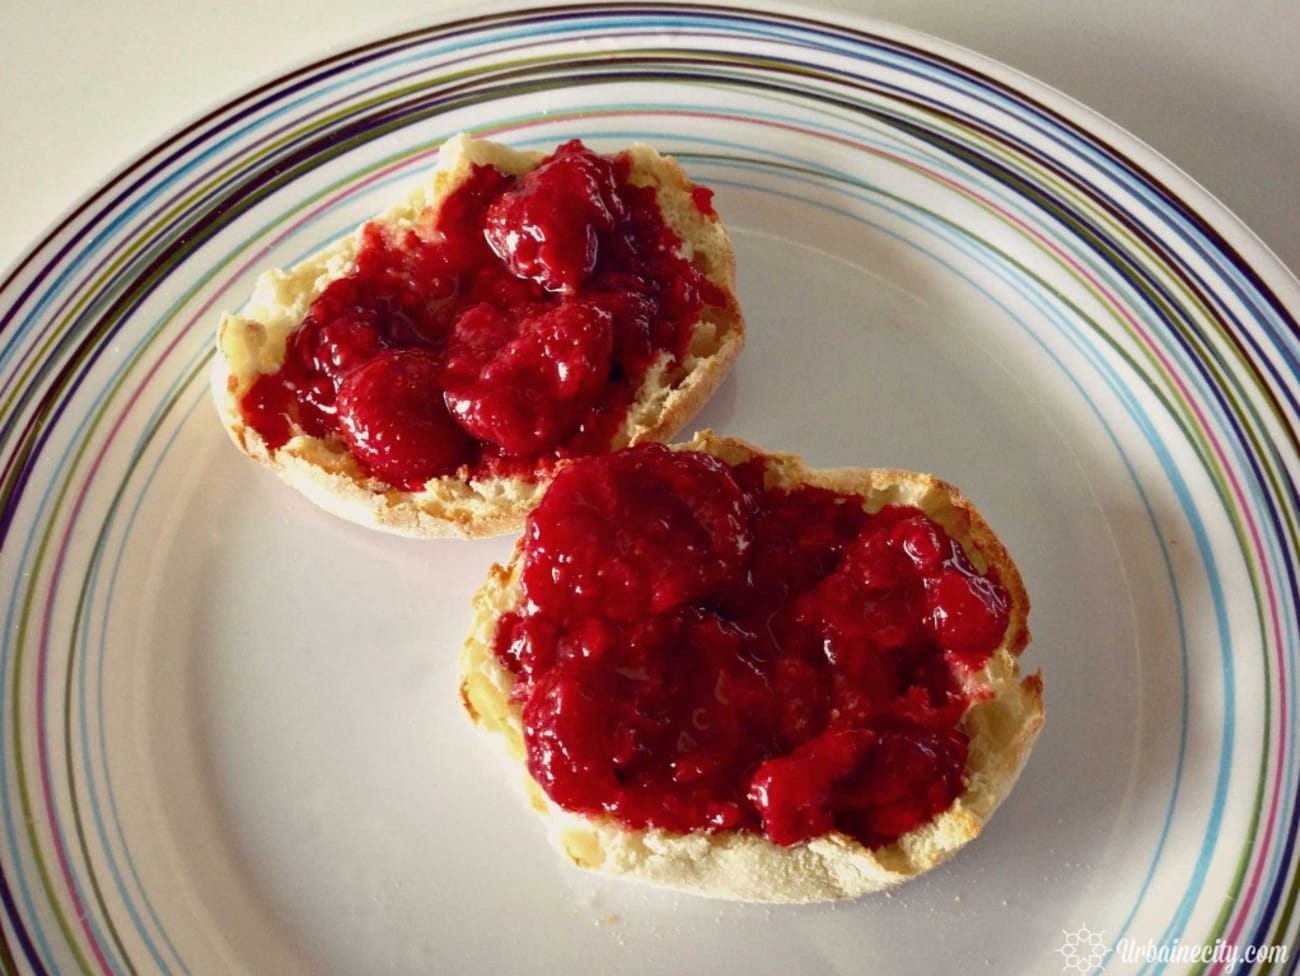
[212,135,744,538]
[460,431,1042,902]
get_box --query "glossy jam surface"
[238,141,726,489]
[495,444,1011,848]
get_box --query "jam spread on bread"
[238,141,726,488]
[493,444,1010,848]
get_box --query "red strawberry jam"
[336,349,474,488]
[238,140,728,486]
[442,301,614,455]
[483,144,626,293]
[495,444,1011,849]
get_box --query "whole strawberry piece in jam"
[306,318,384,389]
[483,140,627,293]
[442,300,614,455]
[521,444,753,623]
[924,568,1010,664]
[834,728,969,847]
[522,667,623,811]
[335,349,474,488]
[748,729,877,846]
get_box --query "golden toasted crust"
[459,431,1043,902]
[211,135,745,538]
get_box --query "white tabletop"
[3,0,1298,280]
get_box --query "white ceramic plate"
[2,4,1298,974]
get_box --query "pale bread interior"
[459,430,1043,903]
